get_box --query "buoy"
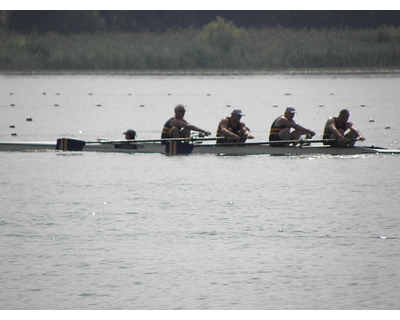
[284,93,291,95]
[11,132,17,136]
[330,92,334,95]
[10,124,15,128]
[207,93,211,96]
[369,119,375,122]
[10,103,15,106]
[140,104,145,107]
[273,104,278,107]
[42,92,46,95]
[361,104,366,107]
[54,104,59,107]
[56,93,60,95]
[10,92,13,95]
[385,126,391,129]
[26,117,32,121]
[319,104,324,107]
[227,104,231,107]
[96,104,101,107]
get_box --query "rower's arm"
[187,124,211,135]
[293,123,315,135]
[278,117,314,135]
[172,118,210,135]
[219,119,240,139]
[348,123,365,141]
[240,123,254,139]
[327,119,346,140]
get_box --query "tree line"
[1,10,400,34]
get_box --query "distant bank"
[1,25,400,72]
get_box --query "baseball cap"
[232,108,245,116]
[285,107,296,114]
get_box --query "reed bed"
[1,26,400,71]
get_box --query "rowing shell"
[1,139,400,155]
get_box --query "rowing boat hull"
[1,140,400,155]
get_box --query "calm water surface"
[1,74,400,310]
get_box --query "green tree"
[198,16,246,53]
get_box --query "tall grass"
[1,26,400,72]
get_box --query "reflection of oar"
[56,137,223,151]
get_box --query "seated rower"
[123,129,136,140]
[269,107,315,146]
[216,108,253,143]
[161,104,211,144]
[323,109,365,146]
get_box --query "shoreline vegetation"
[1,17,400,74]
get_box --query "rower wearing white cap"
[269,107,315,146]
[216,108,254,143]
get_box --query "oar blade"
[56,138,86,151]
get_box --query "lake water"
[1,73,400,310]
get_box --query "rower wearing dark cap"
[123,129,136,140]
[269,107,315,146]
[216,108,253,143]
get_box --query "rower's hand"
[247,134,254,139]
[232,134,241,142]
[308,131,315,138]
[358,136,365,141]
[203,131,211,136]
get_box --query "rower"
[269,107,315,146]
[323,109,365,146]
[123,129,136,140]
[161,104,211,144]
[216,108,253,143]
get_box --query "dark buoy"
[10,124,15,128]
[26,117,32,121]
[11,132,17,136]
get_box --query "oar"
[55,137,225,151]
[92,136,224,144]
[207,139,337,146]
